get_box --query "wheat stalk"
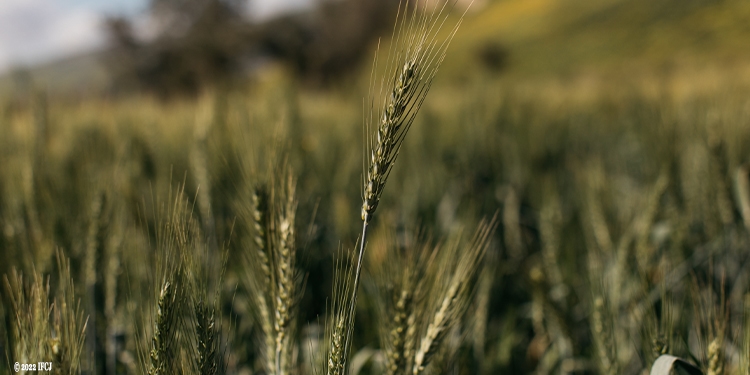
[147,279,182,375]
[137,185,194,375]
[741,295,750,375]
[734,164,750,230]
[701,284,727,375]
[591,296,618,375]
[326,248,355,375]
[242,183,277,372]
[4,269,53,371]
[374,229,436,375]
[272,170,299,375]
[186,235,226,375]
[360,0,461,224]
[341,2,465,372]
[2,250,88,375]
[239,163,301,375]
[194,299,219,375]
[411,217,496,375]
[252,185,273,291]
[52,249,89,375]
[471,249,494,373]
[706,337,723,375]
[386,289,413,375]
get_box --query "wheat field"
[3,1,750,375]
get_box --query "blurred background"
[0,0,418,96]
[4,0,750,374]
[5,0,750,97]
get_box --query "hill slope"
[4,0,750,96]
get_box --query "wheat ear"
[272,170,299,375]
[187,236,226,375]
[147,278,185,375]
[52,248,89,375]
[372,228,437,375]
[591,296,618,375]
[242,183,276,372]
[142,185,192,375]
[4,269,53,370]
[411,218,495,375]
[240,163,301,375]
[706,337,723,375]
[344,1,464,370]
[194,298,219,375]
[326,248,355,375]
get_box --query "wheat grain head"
[411,216,496,375]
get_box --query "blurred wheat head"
[238,161,303,375]
[137,184,227,375]
[4,249,87,375]
[370,218,497,375]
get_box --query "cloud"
[249,0,312,20]
[0,0,105,72]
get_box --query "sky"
[0,0,312,74]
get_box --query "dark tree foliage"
[104,17,140,93]
[104,0,251,97]
[104,0,401,96]
[257,0,400,84]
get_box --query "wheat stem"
[343,221,369,361]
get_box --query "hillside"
[4,0,750,96]
[452,0,750,74]
[0,50,109,97]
